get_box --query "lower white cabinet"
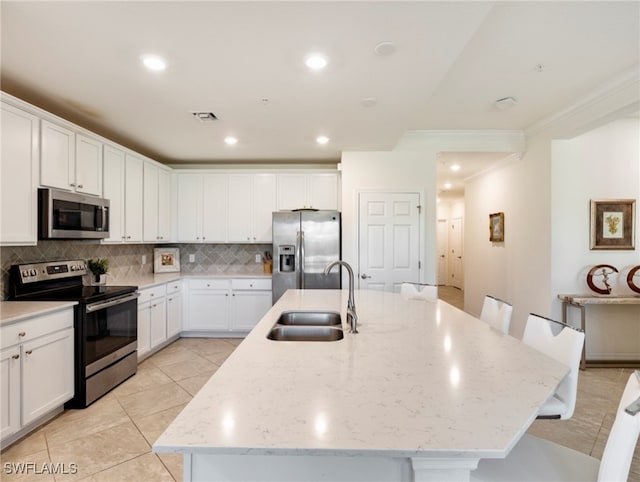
[137,280,183,359]
[166,280,183,339]
[185,279,231,331]
[230,279,273,331]
[1,307,74,444]
[184,278,272,333]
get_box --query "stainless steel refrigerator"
[272,210,341,303]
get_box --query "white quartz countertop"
[0,300,78,325]
[154,289,568,459]
[107,271,272,290]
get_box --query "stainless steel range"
[10,260,139,408]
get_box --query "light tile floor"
[1,289,638,481]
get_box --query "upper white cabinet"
[40,120,74,191]
[143,161,172,242]
[103,147,145,243]
[41,121,102,196]
[277,172,338,211]
[228,173,276,243]
[0,102,38,246]
[177,173,227,243]
[102,144,125,243]
[75,134,103,196]
[124,154,144,242]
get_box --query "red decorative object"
[586,264,618,295]
[627,266,640,294]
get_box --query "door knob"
[361,274,372,279]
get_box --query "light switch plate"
[189,254,195,263]
[255,254,262,263]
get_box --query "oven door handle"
[85,292,139,313]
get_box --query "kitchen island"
[153,289,568,481]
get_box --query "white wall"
[340,151,436,285]
[550,117,640,360]
[464,133,553,337]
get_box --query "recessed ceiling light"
[374,41,396,56]
[361,97,377,108]
[224,136,238,145]
[305,54,328,71]
[443,182,452,190]
[316,135,330,145]
[141,54,167,71]
[450,164,461,172]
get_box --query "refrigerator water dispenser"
[278,245,295,272]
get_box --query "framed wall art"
[590,199,636,250]
[489,212,505,242]
[154,247,181,273]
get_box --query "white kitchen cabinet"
[177,173,227,243]
[0,307,74,444]
[0,102,39,246]
[184,278,272,334]
[0,346,20,440]
[124,153,144,242]
[277,172,338,211]
[75,134,103,196]
[230,279,273,331]
[149,298,167,349]
[166,281,183,339]
[40,119,74,191]
[184,279,231,331]
[21,328,74,425]
[41,122,103,196]
[102,144,126,243]
[143,161,172,242]
[137,284,167,359]
[228,173,276,243]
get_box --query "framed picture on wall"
[489,212,505,242]
[154,248,181,273]
[590,199,636,250]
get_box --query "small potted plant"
[86,258,109,286]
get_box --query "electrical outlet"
[255,254,262,263]
[189,254,195,263]
[141,255,146,265]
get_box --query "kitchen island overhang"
[153,289,568,481]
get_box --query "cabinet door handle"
[25,350,33,355]
[70,183,76,187]
[127,236,131,239]
[11,354,19,360]
[77,184,84,189]
[18,332,26,337]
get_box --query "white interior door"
[437,218,448,285]
[358,192,420,292]
[450,217,464,289]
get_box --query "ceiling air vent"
[192,112,218,122]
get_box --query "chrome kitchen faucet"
[323,260,358,334]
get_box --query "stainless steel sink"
[267,325,344,342]
[276,310,342,326]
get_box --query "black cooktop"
[17,285,138,304]
[9,260,137,304]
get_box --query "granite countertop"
[153,289,568,459]
[0,300,78,326]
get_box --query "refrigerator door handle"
[300,230,305,288]
[296,231,302,288]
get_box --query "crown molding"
[525,64,640,138]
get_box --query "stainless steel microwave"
[38,188,110,239]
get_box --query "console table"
[557,294,640,369]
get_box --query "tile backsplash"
[1,241,271,299]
